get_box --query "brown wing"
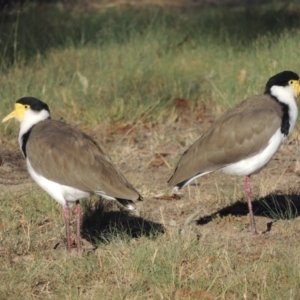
[168,94,283,187]
[27,119,142,201]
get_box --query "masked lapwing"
[2,97,143,253]
[168,71,300,234]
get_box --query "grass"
[1,1,300,299]
[1,2,300,129]
[1,189,300,299]
[1,191,300,299]
[262,195,299,221]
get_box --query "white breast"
[222,128,285,176]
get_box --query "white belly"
[222,128,285,176]
[27,159,90,206]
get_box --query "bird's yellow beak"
[2,103,26,123]
[293,80,300,98]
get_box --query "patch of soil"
[0,149,30,191]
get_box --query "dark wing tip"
[116,198,137,210]
[168,175,189,190]
[174,180,188,190]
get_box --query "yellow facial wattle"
[292,80,300,98]
[2,103,27,123]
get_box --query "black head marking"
[16,97,50,113]
[17,97,50,158]
[21,129,32,158]
[264,71,299,95]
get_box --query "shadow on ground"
[197,193,300,228]
[81,198,165,246]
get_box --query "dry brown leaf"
[196,112,205,121]
[153,194,181,200]
[190,290,213,300]
[147,157,165,169]
[117,124,134,133]
[174,288,190,300]
[285,168,294,174]
[174,98,192,109]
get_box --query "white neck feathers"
[270,85,298,136]
[18,109,50,146]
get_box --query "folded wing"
[27,120,142,201]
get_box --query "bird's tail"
[116,198,137,210]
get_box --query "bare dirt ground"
[1,105,300,250]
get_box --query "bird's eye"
[289,80,294,85]
[24,105,29,109]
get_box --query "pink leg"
[63,203,71,253]
[244,175,258,235]
[74,200,81,253]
